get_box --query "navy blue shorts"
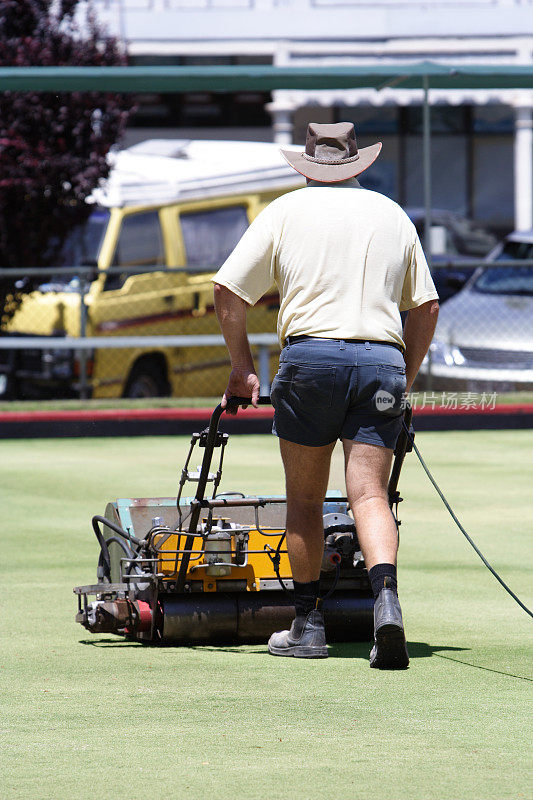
[271,338,407,449]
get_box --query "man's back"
[216,180,435,348]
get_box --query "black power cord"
[265,531,342,604]
[264,532,291,595]
[92,515,145,582]
[97,535,135,581]
[403,421,532,619]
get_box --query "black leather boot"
[369,588,409,669]
[268,609,328,658]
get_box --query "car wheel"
[124,361,170,398]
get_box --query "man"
[212,122,439,667]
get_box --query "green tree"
[0,0,132,327]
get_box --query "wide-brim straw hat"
[280,121,382,182]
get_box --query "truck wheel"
[124,359,170,398]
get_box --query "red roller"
[135,600,152,632]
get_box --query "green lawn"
[1,430,532,800]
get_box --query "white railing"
[311,0,518,6]
[164,0,253,7]
[94,0,254,9]
[93,0,533,9]
[0,334,278,397]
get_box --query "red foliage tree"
[0,0,132,327]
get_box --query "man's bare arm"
[403,299,440,392]
[213,283,260,410]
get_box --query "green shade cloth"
[1,62,533,93]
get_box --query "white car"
[419,230,533,391]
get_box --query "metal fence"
[418,259,533,403]
[1,260,532,402]
[0,265,280,401]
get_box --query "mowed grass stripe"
[1,430,532,800]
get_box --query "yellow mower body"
[153,528,291,591]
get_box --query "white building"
[89,0,533,231]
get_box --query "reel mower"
[74,398,413,645]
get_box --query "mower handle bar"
[175,395,272,591]
[197,395,411,519]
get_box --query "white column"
[514,104,533,231]
[266,99,294,145]
[268,41,295,144]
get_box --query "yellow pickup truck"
[0,140,303,399]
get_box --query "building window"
[128,54,272,128]
[404,134,468,213]
[405,105,468,135]
[473,105,514,134]
[472,136,514,226]
[358,135,399,201]
[339,106,399,134]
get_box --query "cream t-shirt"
[212,179,438,349]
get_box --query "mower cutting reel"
[74,398,413,645]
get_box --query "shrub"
[0,0,132,327]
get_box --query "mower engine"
[74,398,412,645]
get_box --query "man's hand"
[221,367,260,415]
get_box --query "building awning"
[1,62,533,93]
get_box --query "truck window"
[180,205,249,271]
[39,209,110,293]
[105,210,164,291]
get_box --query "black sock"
[368,563,397,599]
[293,579,320,617]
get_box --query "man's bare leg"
[279,438,336,582]
[267,438,335,658]
[342,440,397,570]
[343,439,409,668]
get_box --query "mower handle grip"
[225,395,272,411]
